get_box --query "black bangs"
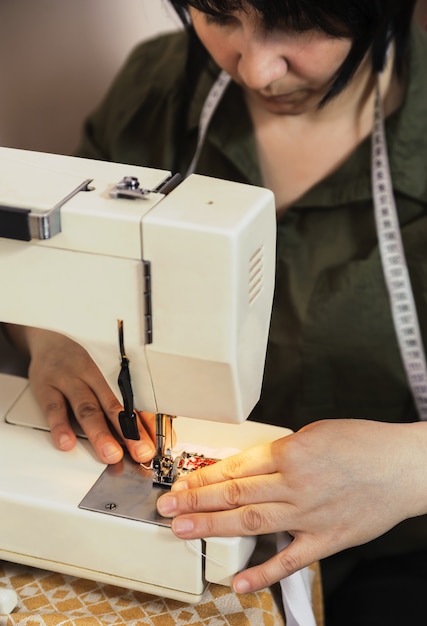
[173,0,368,36]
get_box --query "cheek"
[291,40,351,82]
[317,40,352,72]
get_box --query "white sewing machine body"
[0,375,289,602]
[0,148,276,421]
[0,148,286,602]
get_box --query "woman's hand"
[6,324,156,464]
[157,418,427,593]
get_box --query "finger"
[70,394,156,464]
[96,402,156,464]
[171,444,275,492]
[35,385,78,452]
[34,374,123,464]
[78,369,158,464]
[158,472,285,517]
[123,411,156,464]
[231,543,308,593]
[66,388,125,464]
[233,534,326,594]
[55,373,156,464]
[168,502,295,540]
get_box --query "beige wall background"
[0,1,426,157]
[0,0,180,155]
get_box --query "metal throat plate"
[78,453,171,527]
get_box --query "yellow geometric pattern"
[0,560,287,625]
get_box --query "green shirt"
[78,25,427,585]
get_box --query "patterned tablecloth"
[0,560,323,625]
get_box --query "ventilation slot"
[248,246,264,304]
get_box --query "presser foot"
[152,451,219,488]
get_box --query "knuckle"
[44,399,66,416]
[204,513,219,536]
[184,489,201,512]
[194,471,214,488]
[222,455,246,480]
[75,401,100,422]
[223,479,245,507]
[240,505,264,533]
[277,548,301,576]
[257,567,274,590]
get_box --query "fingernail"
[157,494,177,516]
[102,443,122,463]
[173,518,195,536]
[58,433,73,450]
[233,578,251,594]
[133,441,155,462]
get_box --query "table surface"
[0,559,288,625]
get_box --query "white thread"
[185,539,226,567]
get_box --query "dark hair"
[169,0,416,103]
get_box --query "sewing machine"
[0,147,288,603]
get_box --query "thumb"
[231,534,312,594]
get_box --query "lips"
[261,92,295,102]
[256,91,301,106]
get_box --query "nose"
[236,40,288,91]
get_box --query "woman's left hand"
[157,418,427,593]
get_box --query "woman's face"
[189,6,354,115]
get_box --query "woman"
[6,1,427,623]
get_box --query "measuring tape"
[372,82,427,420]
[185,70,231,177]
[188,69,427,420]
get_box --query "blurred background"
[0,0,180,155]
[0,0,426,156]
